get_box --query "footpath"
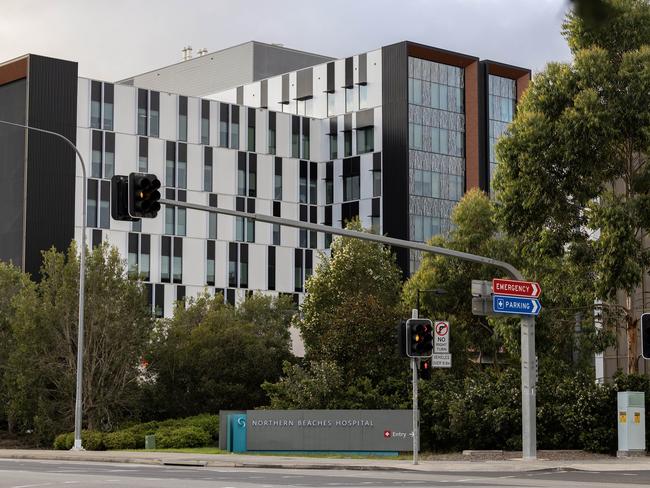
[1,449,650,473]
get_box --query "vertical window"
[177,143,187,189]
[268,246,276,291]
[138,137,148,172]
[272,201,281,246]
[291,116,300,158]
[177,208,186,236]
[358,84,368,110]
[104,132,114,178]
[173,237,183,283]
[301,117,310,160]
[154,284,164,318]
[228,242,238,288]
[165,206,175,235]
[141,234,150,281]
[137,88,148,136]
[87,179,98,227]
[99,181,111,229]
[91,130,102,178]
[299,161,308,204]
[206,240,215,286]
[309,162,317,204]
[343,157,360,201]
[239,244,248,289]
[128,233,139,278]
[208,192,218,239]
[204,147,213,192]
[247,108,256,152]
[219,103,229,148]
[344,131,352,157]
[150,91,160,138]
[356,126,374,154]
[230,105,239,149]
[201,99,210,145]
[330,133,338,159]
[91,81,102,129]
[294,249,303,292]
[325,161,334,205]
[178,96,188,142]
[373,171,381,197]
[268,112,276,155]
[237,153,246,196]
[305,249,313,282]
[345,87,357,112]
[103,83,114,131]
[327,92,336,116]
[248,155,257,197]
[165,141,176,187]
[161,236,171,282]
[274,157,282,200]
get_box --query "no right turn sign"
[434,321,449,353]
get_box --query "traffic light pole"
[0,119,88,451]
[159,197,537,460]
[411,308,419,465]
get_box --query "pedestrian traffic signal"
[642,313,650,360]
[419,359,432,380]
[111,175,138,222]
[406,318,434,358]
[129,172,161,218]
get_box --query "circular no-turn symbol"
[435,321,449,336]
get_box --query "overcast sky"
[0,0,574,81]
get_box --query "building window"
[228,242,238,288]
[356,126,374,154]
[248,155,257,198]
[247,108,256,152]
[235,197,255,243]
[91,81,113,131]
[358,84,368,110]
[87,179,110,229]
[239,244,248,289]
[206,240,215,286]
[138,137,148,172]
[104,132,114,178]
[412,214,442,243]
[230,105,239,149]
[329,133,338,159]
[268,246,276,291]
[309,161,317,204]
[274,157,282,200]
[91,130,102,178]
[345,87,357,113]
[165,141,176,187]
[344,131,352,157]
[299,161,308,204]
[173,237,183,283]
[268,111,276,155]
[178,96,188,142]
[291,116,300,158]
[201,99,210,145]
[161,236,183,283]
[219,103,229,148]
[343,158,360,202]
[164,205,186,236]
[150,91,160,138]
[203,147,213,192]
[87,179,98,228]
[128,233,150,281]
[137,88,148,136]
[372,155,382,197]
[327,92,336,116]
[294,249,303,292]
[103,83,114,131]
[177,143,187,189]
[272,201,281,245]
[301,117,310,159]
[325,161,334,205]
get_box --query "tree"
[0,262,31,432]
[144,293,295,419]
[494,0,650,372]
[265,219,408,409]
[3,242,152,441]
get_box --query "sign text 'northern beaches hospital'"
[251,418,374,428]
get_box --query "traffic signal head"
[129,172,161,218]
[419,359,432,380]
[642,313,650,360]
[111,175,138,222]
[406,318,434,358]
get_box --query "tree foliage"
[494,0,650,371]
[144,293,295,419]
[3,243,152,442]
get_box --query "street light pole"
[0,119,88,451]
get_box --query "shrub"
[155,426,211,449]
[104,430,137,450]
[53,432,74,450]
[182,414,219,441]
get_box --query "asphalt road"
[0,459,649,488]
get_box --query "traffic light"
[642,313,650,360]
[406,318,434,358]
[111,175,138,222]
[419,359,432,380]
[129,172,161,218]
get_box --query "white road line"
[11,484,53,488]
[622,473,638,476]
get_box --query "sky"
[0,0,574,82]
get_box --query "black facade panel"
[358,53,367,84]
[25,55,78,278]
[0,78,27,268]
[344,57,353,88]
[260,79,268,108]
[281,74,290,103]
[296,67,313,100]
[381,43,409,277]
[326,62,335,93]
[236,86,244,105]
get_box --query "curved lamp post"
[0,119,87,450]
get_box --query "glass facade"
[407,57,465,274]
[488,75,516,193]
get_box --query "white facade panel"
[114,84,135,134]
[159,92,177,141]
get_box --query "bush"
[104,430,137,450]
[181,414,219,441]
[53,432,74,450]
[156,426,211,449]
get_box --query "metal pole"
[411,307,419,465]
[0,120,88,451]
[159,198,537,460]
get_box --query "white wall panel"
[115,133,136,175]
[187,97,200,144]
[215,241,228,288]
[275,246,293,292]
[159,92,177,141]
[187,144,202,192]
[183,238,204,285]
[77,78,90,128]
[114,84,135,134]
[248,244,266,290]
